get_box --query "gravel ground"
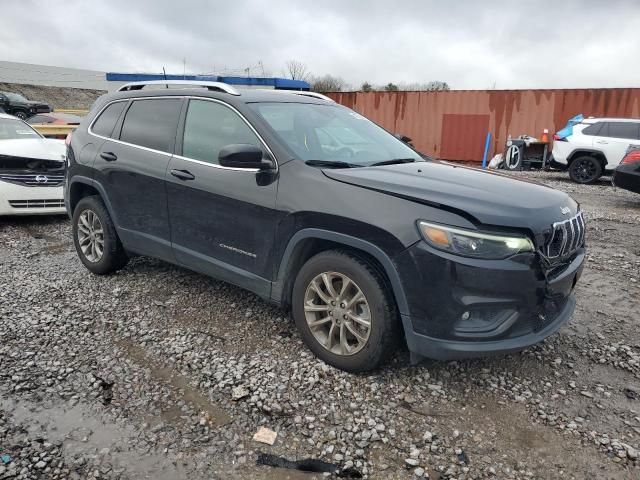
[1,171,639,480]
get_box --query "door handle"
[170,169,195,181]
[595,140,608,144]
[100,151,118,161]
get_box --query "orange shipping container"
[326,89,640,162]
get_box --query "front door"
[94,97,183,259]
[166,98,280,296]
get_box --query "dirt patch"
[116,339,231,428]
[0,81,105,110]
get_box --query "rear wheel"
[569,156,602,184]
[292,250,399,373]
[72,196,128,274]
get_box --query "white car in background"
[552,117,640,184]
[0,113,66,215]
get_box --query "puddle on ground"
[22,226,61,243]
[0,397,190,480]
[43,241,72,255]
[116,339,231,427]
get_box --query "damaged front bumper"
[0,157,66,215]
[394,241,584,361]
[0,181,66,215]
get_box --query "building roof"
[106,72,310,90]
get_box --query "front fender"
[271,228,410,316]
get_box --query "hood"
[0,138,66,162]
[26,100,49,107]
[322,161,578,232]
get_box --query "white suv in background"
[552,117,640,183]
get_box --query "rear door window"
[119,99,182,153]
[581,122,603,136]
[91,101,127,138]
[181,99,261,164]
[605,122,640,140]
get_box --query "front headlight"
[417,221,534,259]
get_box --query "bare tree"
[285,60,310,81]
[311,74,345,92]
[424,81,450,91]
[394,81,451,91]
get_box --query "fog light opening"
[453,307,518,339]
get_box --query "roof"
[101,84,335,106]
[583,117,640,123]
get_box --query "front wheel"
[569,156,602,184]
[14,110,28,120]
[291,250,399,373]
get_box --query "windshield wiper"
[369,158,417,167]
[305,160,360,169]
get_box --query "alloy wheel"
[573,159,597,183]
[303,272,372,356]
[77,209,104,263]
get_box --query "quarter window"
[605,122,640,140]
[91,101,127,138]
[182,99,261,165]
[120,99,182,153]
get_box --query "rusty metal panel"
[327,89,640,162]
[439,114,490,161]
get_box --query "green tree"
[384,83,399,91]
[361,82,373,92]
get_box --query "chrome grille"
[0,173,65,187]
[544,212,585,259]
[9,199,65,209]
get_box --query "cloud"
[0,0,637,89]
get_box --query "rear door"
[166,98,279,296]
[592,122,640,168]
[94,97,183,259]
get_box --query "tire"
[14,110,28,120]
[569,155,602,184]
[72,196,128,274]
[291,250,399,373]
[504,144,522,170]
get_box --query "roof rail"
[117,80,241,95]
[289,91,335,102]
[253,89,335,103]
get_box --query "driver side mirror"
[218,144,273,170]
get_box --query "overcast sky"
[0,0,638,90]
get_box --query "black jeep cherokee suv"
[0,91,52,120]
[65,81,585,372]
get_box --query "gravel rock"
[0,171,639,479]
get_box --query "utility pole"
[183,58,186,79]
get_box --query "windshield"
[0,118,42,140]
[250,103,422,165]
[4,92,28,102]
